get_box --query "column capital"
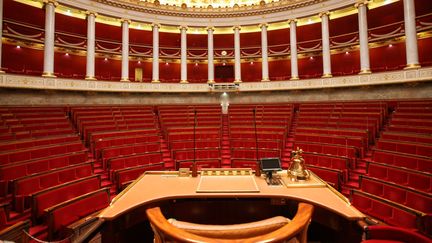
[85,11,98,18]
[354,0,370,8]
[259,23,268,29]
[179,25,188,31]
[287,19,298,24]
[233,25,241,31]
[120,19,131,24]
[319,11,331,18]
[152,23,161,29]
[206,26,215,32]
[43,0,58,7]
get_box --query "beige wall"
[0,82,431,105]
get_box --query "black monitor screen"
[260,158,282,172]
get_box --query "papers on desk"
[196,175,260,193]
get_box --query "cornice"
[55,0,357,27]
[1,68,431,93]
[91,0,326,18]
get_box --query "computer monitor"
[260,158,282,172]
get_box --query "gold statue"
[288,147,310,181]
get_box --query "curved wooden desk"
[94,170,364,242]
[99,170,364,221]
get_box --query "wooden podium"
[93,169,364,242]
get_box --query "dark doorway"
[215,65,234,83]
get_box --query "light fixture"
[345,51,349,54]
[16,45,21,49]
[104,57,108,61]
[309,56,314,60]
[389,44,393,47]
[65,53,69,56]
[138,60,141,64]
[250,61,254,64]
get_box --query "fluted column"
[320,12,332,78]
[0,0,4,73]
[152,24,160,83]
[289,19,299,80]
[180,26,188,83]
[85,12,97,80]
[403,0,421,69]
[260,24,270,82]
[120,19,130,81]
[207,27,215,83]
[42,0,58,77]
[233,26,242,83]
[356,1,371,74]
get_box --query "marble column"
[403,0,421,69]
[180,26,188,83]
[260,24,270,82]
[320,12,332,78]
[356,1,371,74]
[85,12,97,80]
[233,26,242,83]
[207,27,215,83]
[42,0,57,77]
[289,19,299,80]
[0,0,4,72]
[120,19,130,81]
[152,24,160,83]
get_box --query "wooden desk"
[99,170,364,220]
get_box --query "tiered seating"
[45,187,110,240]
[101,142,161,168]
[70,106,157,145]
[30,175,101,223]
[302,152,350,182]
[350,101,432,234]
[0,107,74,141]
[159,105,222,170]
[12,162,94,212]
[366,162,431,194]
[294,102,387,188]
[0,151,88,197]
[114,163,165,191]
[228,104,293,167]
[107,152,163,180]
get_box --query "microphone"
[253,108,261,177]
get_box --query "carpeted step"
[101,180,113,187]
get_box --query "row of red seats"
[381,131,432,144]
[101,142,161,169]
[0,151,88,197]
[0,127,76,142]
[351,190,424,230]
[359,176,431,214]
[94,133,160,159]
[230,148,280,160]
[366,161,431,194]
[31,175,101,224]
[106,152,163,180]
[89,128,160,154]
[0,141,86,165]
[295,133,366,157]
[12,162,93,213]
[302,152,350,182]
[45,187,110,241]
[114,163,165,191]
[0,134,79,151]
[376,139,432,157]
[294,141,358,158]
[308,165,343,190]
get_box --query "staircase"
[221,114,231,168]
[281,109,299,169]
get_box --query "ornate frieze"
[1,67,431,93]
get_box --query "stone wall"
[0,82,431,105]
